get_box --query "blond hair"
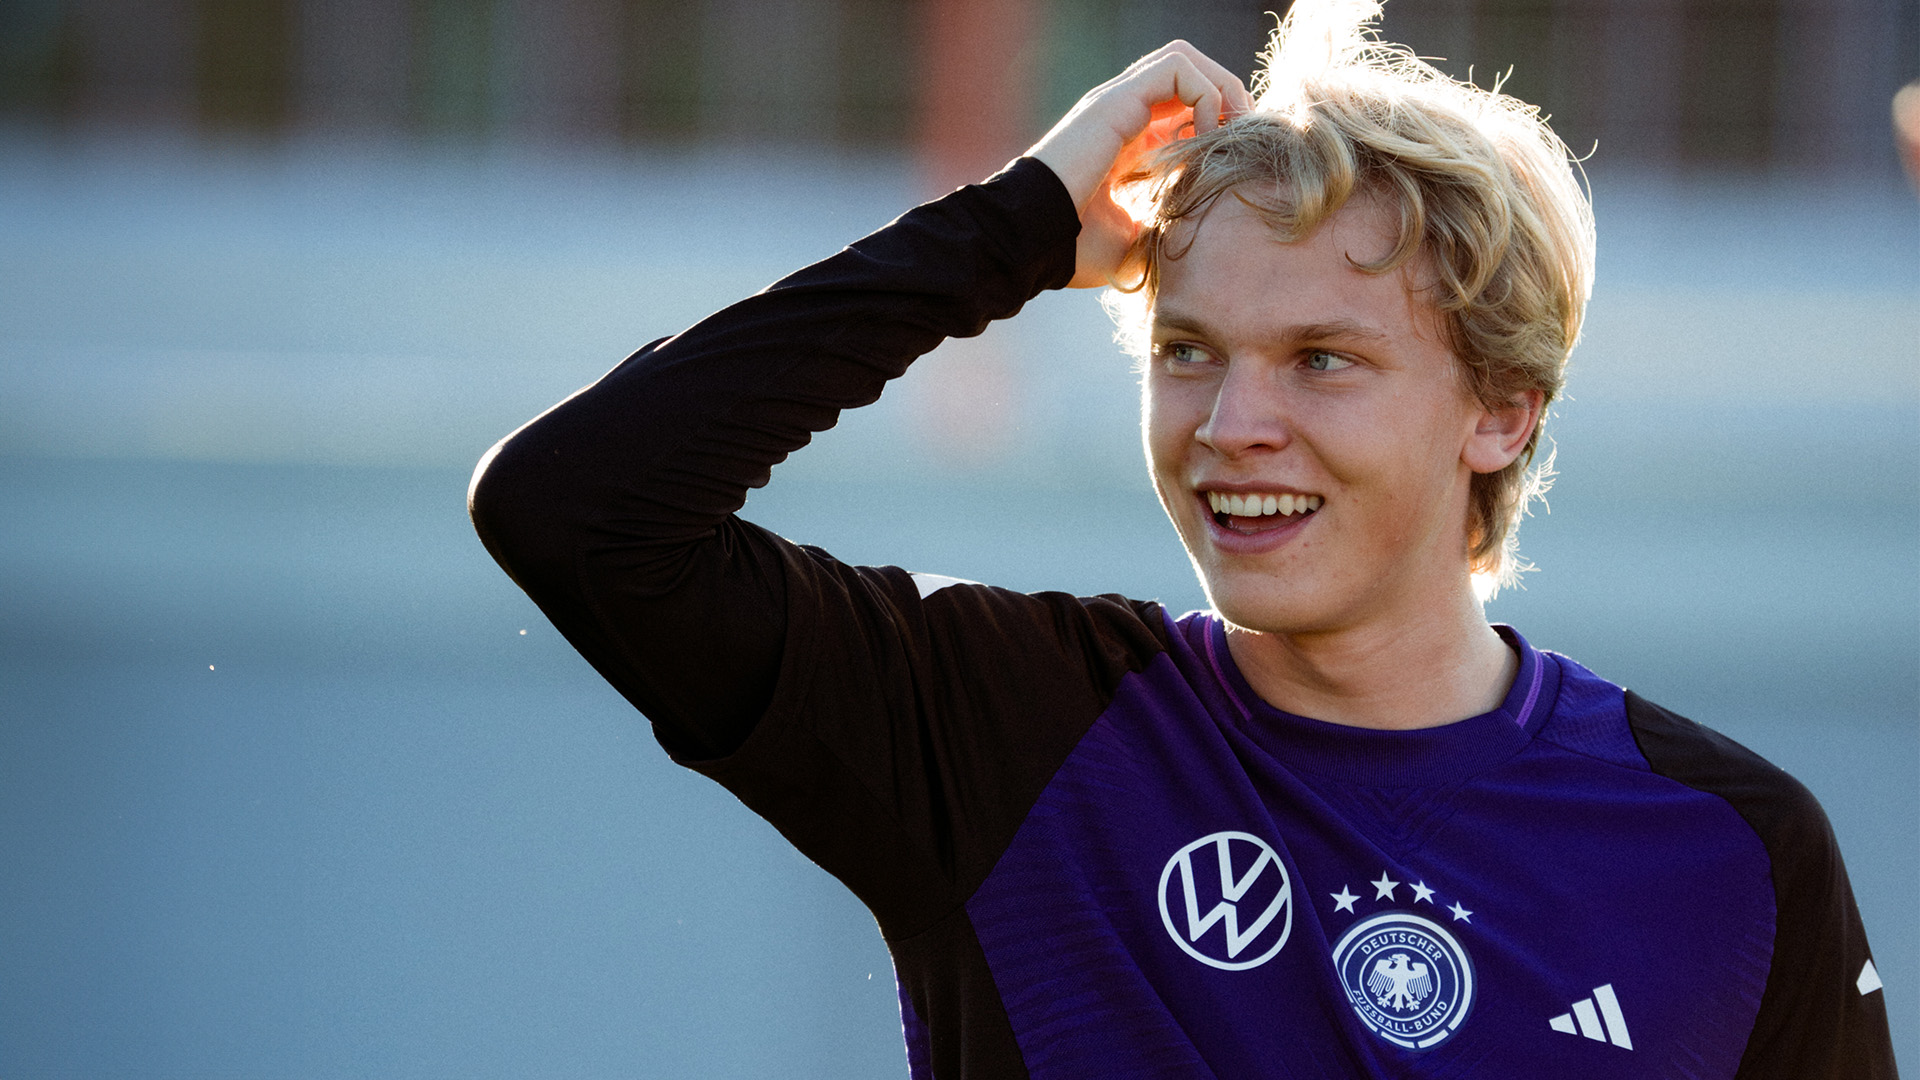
[1109,0,1595,590]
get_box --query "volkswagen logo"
[1157,831,1293,971]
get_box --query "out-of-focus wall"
[0,0,920,142]
[2,0,1914,179]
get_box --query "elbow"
[468,417,574,591]
[466,432,516,556]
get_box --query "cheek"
[1338,395,1478,525]
[1333,385,1468,474]
[1140,377,1188,472]
[1141,378,1210,528]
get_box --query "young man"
[469,3,1895,1075]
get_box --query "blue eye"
[1156,342,1213,367]
[1306,350,1354,371]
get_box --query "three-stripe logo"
[1549,983,1632,1049]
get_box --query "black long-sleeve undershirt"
[468,158,1081,760]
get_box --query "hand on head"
[1027,42,1253,289]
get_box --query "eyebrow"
[1151,309,1391,345]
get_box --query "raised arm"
[468,43,1248,760]
[467,158,1079,757]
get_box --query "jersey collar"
[1193,615,1561,786]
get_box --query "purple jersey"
[960,607,1767,1075]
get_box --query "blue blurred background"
[1,0,1915,1075]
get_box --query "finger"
[1029,43,1249,211]
[1191,87,1224,134]
[1133,40,1254,116]
[1161,55,1231,132]
[1125,52,1244,132]
[1163,40,1254,115]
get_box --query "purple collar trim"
[1512,641,1546,729]
[1199,620,1252,723]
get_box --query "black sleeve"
[471,156,1176,935]
[467,158,1082,761]
[1625,692,1898,1079]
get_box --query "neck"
[1223,585,1518,731]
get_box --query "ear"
[1462,389,1544,474]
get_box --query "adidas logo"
[1548,983,1632,1049]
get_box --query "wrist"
[1027,126,1109,209]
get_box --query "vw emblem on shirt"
[1157,831,1294,970]
[1330,912,1476,1051]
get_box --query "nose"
[1194,361,1292,458]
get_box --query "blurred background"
[0,0,1915,1076]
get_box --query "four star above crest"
[1335,870,1475,923]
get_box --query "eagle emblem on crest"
[1368,952,1433,1012]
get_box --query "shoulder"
[726,557,1192,929]
[1529,653,1827,842]
[1618,690,1840,934]
[797,555,1177,678]
[1622,692,1896,1078]
[1621,691,1827,857]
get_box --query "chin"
[1197,570,1336,637]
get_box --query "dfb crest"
[1331,912,1475,1050]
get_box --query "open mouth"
[1203,490,1322,534]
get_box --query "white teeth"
[1203,491,1323,518]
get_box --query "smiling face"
[1144,192,1513,639]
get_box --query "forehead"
[1152,193,1443,347]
